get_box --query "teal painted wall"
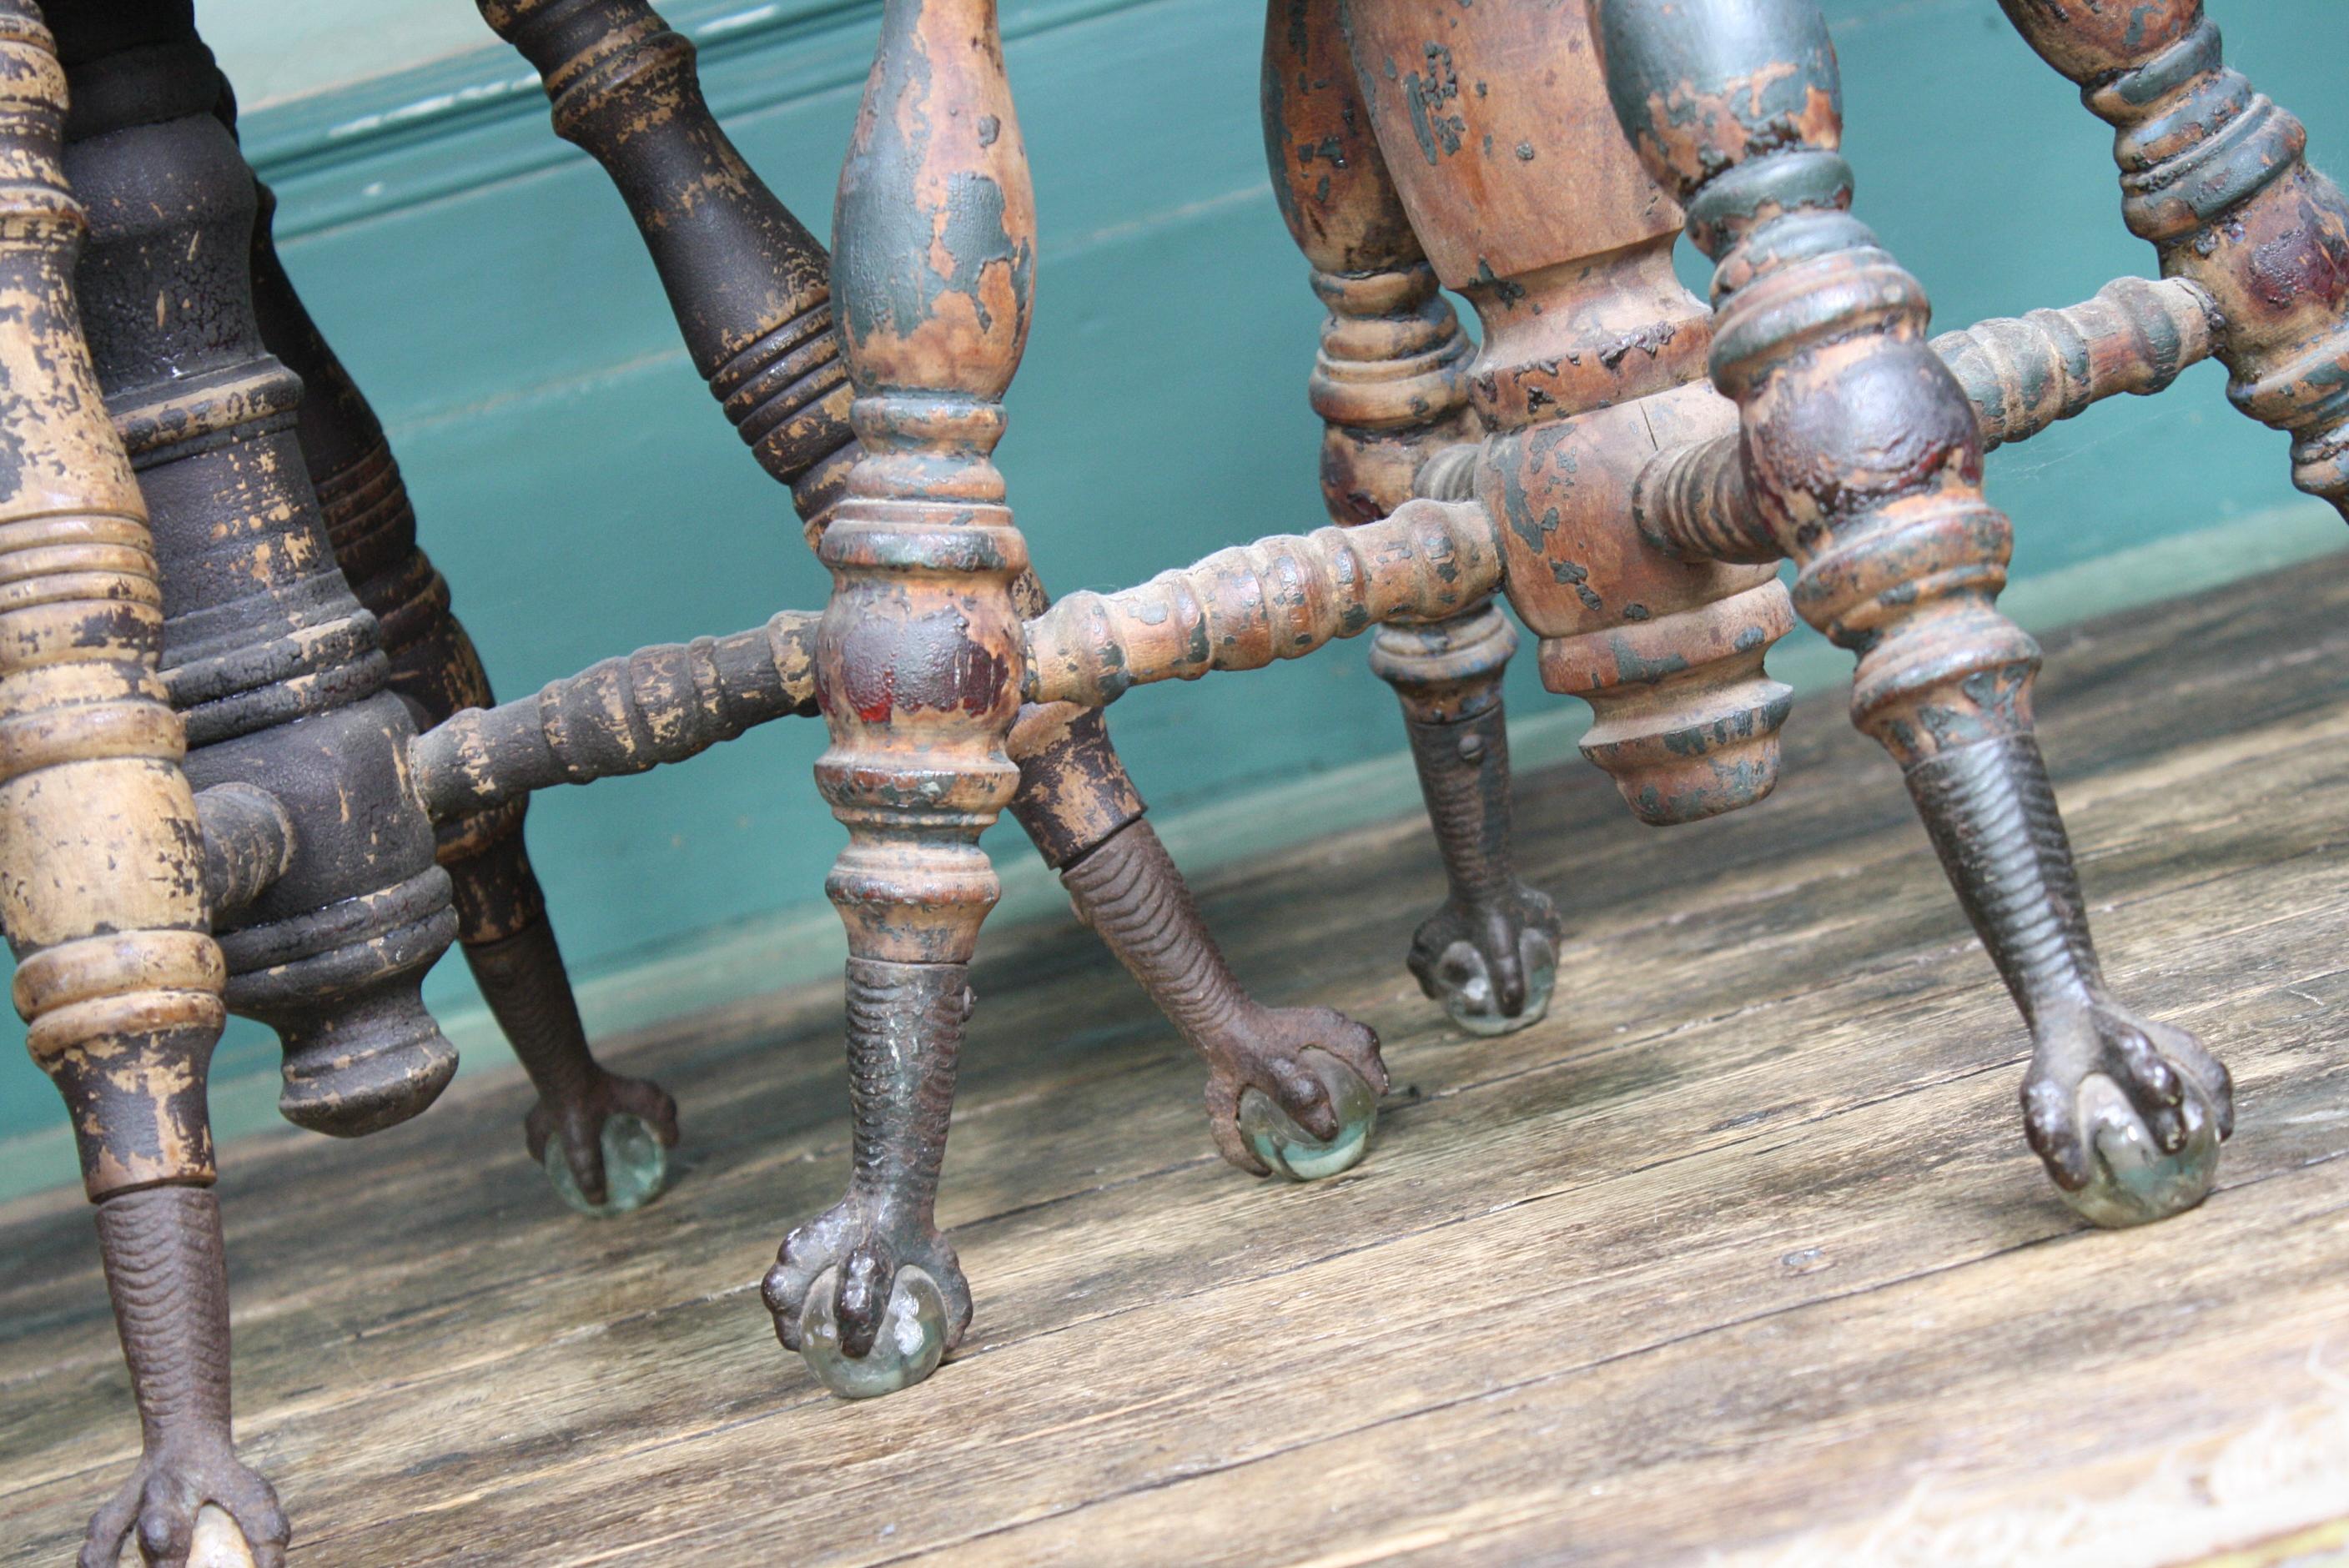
[5,0,2346,1192]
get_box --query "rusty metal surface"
[13,0,2347,1550]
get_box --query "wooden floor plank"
[6,556,2349,1565]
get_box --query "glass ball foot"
[544,1112,669,1217]
[2060,1073,2223,1229]
[798,1264,950,1399]
[1438,931,1558,1038]
[1237,1049,1379,1181]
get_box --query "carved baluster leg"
[1997,1,2349,519]
[1261,0,1560,1036]
[53,1,460,1137]
[242,178,676,1214]
[752,0,1034,1396]
[0,10,287,1565]
[481,0,1384,1179]
[1592,0,2231,1226]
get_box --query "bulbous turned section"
[1260,0,1481,524]
[1308,264,1482,524]
[58,11,460,1138]
[1024,498,1503,709]
[219,866,461,1137]
[1475,384,1796,827]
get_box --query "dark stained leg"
[244,178,677,1211]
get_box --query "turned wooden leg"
[0,10,284,1562]
[242,174,676,1212]
[482,0,1389,1177]
[1260,0,1559,1035]
[1594,0,2231,1226]
[1997,0,2349,519]
[751,0,1034,1395]
[54,1,461,1140]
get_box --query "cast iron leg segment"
[1376,605,1560,1038]
[760,0,1032,1397]
[244,185,677,1211]
[83,1189,286,1568]
[1592,0,2231,1226]
[1020,711,1386,1179]
[0,11,284,1561]
[1260,0,1560,1035]
[1011,704,1384,1178]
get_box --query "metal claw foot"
[1408,888,1564,1038]
[1199,1006,1388,1178]
[526,1070,679,1216]
[1236,1047,1381,1181]
[762,1199,973,1400]
[2025,1001,2233,1229]
[83,1440,287,1568]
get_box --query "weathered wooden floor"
[8,557,2349,1566]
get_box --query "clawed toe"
[82,1446,289,1568]
[1230,1047,1382,1182]
[1200,1005,1386,1180]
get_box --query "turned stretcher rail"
[1933,275,2219,452]
[1023,498,1502,707]
[410,611,820,819]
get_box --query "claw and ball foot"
[1059,820,1387,1177]
[1909,736,2233,1227]
[2025,1003,2229,1229]
[1381,625,1563,1038]
[468,914,679,1213]
[762,962,975,1397]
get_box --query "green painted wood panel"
[4,0,2344,1194]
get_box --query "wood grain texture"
[5,545,2347,1565]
